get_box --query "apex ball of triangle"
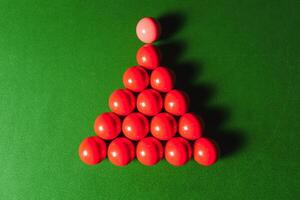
[136,44,161,70]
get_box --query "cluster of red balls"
[79,17,219,167]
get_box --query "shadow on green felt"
[158,12,247,159]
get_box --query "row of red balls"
[94,112,203,141]
[124,65,173,93]
[79,136,218,167]
[109,88,189,117]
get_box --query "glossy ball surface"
[194,138,218,166]
[108,137,135,166]
[109,89,135,116]
[136,137,163,166]
[137,89,163,116]
[150,67,175,92]
[136,44,160,70]
[122,112,149,141]
[136,17,160,43]
[123,66,149,92]
[78,136,106,165]
[94,112,121,140]
[151,112,177,140]
[164,89,189,116]
[179,113,203,140]
[165,137,192,166]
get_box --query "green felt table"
[0,0,299,199]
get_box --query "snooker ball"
[150,112,177,140]
[94,112,122,140]
[194,138,219,166]
[150,66,175,92]
[137,89,163,116]
[136,17,160,43]
[109,89,136,116]
[164,89,189,116]
[136,44,160,70]
[78,136,106,165]
[123,66,149,92]
[178,113,203,140]
[122,112,149,141]
[108,137,135,166]
[165,137,192,166]
[136,137,163,166]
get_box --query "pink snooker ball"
[136,17,160,43]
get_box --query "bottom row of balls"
[79,136,219,167]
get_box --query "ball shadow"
[158,12,186,40]
[158,13,246,159]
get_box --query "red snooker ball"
[179,113,203,140]
[151,112,177,140]
[136,137,163,166]
[136,17,160,43]
[136,44,160,70]
[108,137,135,166]
[194,138,219,166]
[123,66,149,92]
[122,112,149,141]
[109,89,136,116]
[150,67,175,92]
[78,136,106,165]
[165,137,192,166]
[137,89,163,116]
[164,89,189,116]
[94,112,122,140]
